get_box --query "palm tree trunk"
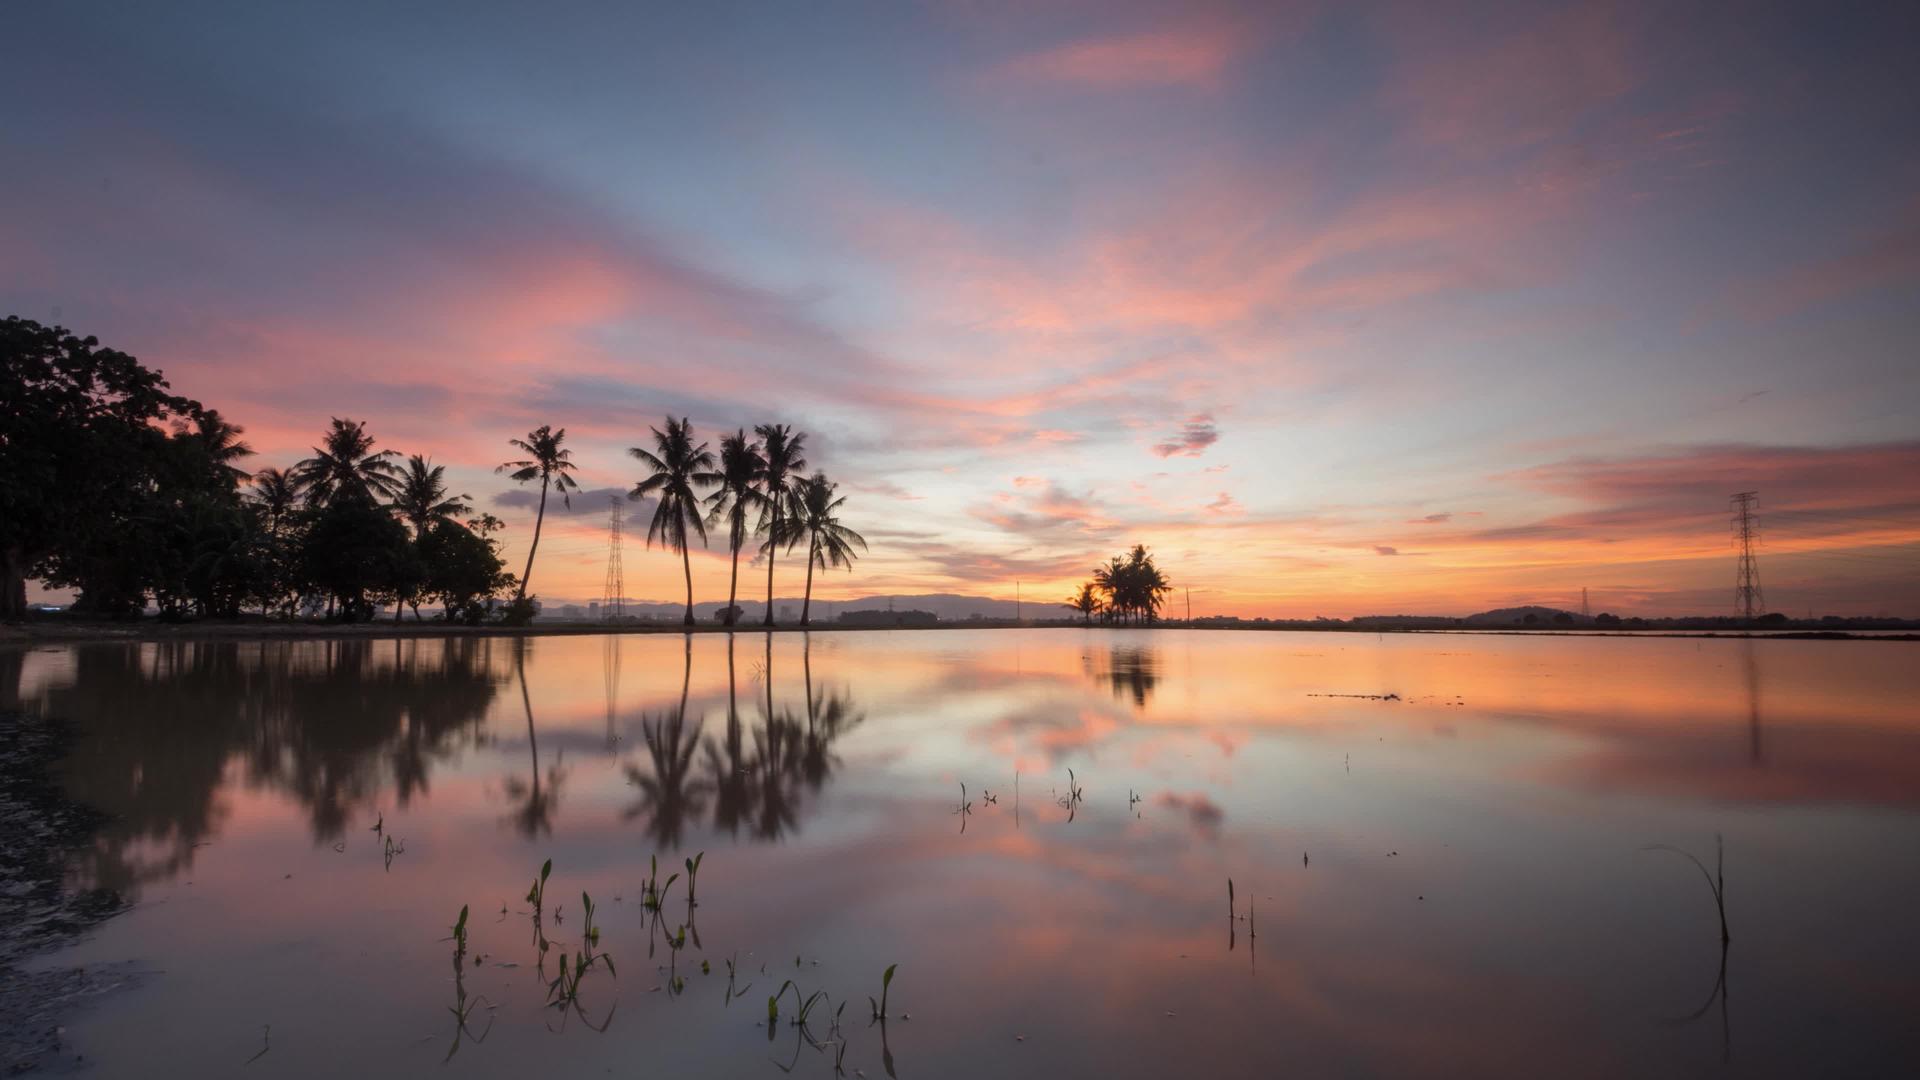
[518,476,549,601]
[726,531,741,627]
[681,540,695,627]
[763,507,779,626]
[800,535,817,626]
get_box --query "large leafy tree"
[419,514,514,624]
[753,423,807,626]
[629,416,719,627]
[2,316,201,616]
[791,472,866,626]
[703,428,766,626]
[497,425,579,603]
[295,418,402,508]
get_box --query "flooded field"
[5,629,1919,1077]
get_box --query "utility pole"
[1186,587,1192,623]
[1016,581,1021,623]
[601,494,625,621]
[1581,587,1589,618]
[1731,491,1764,621]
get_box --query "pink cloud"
[991,24,1250,90]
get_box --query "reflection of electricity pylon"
[1730,492,1764,621]
[601,495,624,621]
[603,635,622,749]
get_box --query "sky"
[5,0,1918,618]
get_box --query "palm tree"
[703,429,767,627]
[296,418,403,506]
[1065,582,1103,625]
[497,425,580,603]
[250,467,304,532]
[753,424,807,626]
[184,409,255,488]
[630,417,719,627]
[395,455,473,539]
[792,472,866,626]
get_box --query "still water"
[7,630,1919,1077]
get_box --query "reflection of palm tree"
[623,637,711,848]
[753,633,804,841]
[704,634,757,836]
[504,641,565,837]
[800,634,864,791]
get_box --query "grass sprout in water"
[684,851,704,908]
[868,963,898,1021]
[1642,834,1731,944]
[526,858,552,916]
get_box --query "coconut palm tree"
[1065,582,1103,625]
[630,417,719,627]
[250,467,304,532]
[296,417,403,506]
[753,424,807,626]
[183,409,255,489]
[791,472,866,626]
[702,429,767,627]
[497,425,580,603]
[394,455,472,539]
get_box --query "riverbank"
[4,618,1913,646]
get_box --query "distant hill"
[536,592,1026,623]
[1463,606,1590,626]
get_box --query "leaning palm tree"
[753,424,807,626]
[497,425,580,603]
[395,455,473,539]
[630,417,719,627]
[703,429,767,627]
[296,417,403,506]
[792,472,866,626]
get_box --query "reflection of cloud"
[1155,791,1225,836]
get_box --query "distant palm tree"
[792,472,866,626]
[754,424,807,626]
[630,417,719,627]
[703,429,767,627]
[1065,582,1103,625]
[296,418,403,506]
[497,425,580,603]
[395,455,473,539]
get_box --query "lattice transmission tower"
[601,494,625,621]
[1730,491,1764,620]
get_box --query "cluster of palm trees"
[498,418,866,628]
[1065,544,1173,625]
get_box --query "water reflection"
[6,630,1919,1080]
[32,638,501,895]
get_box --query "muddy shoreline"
[0,709,134,1075]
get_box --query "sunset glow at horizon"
[6,1,1917,617]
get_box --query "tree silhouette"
[791,473,866,626]
[753,424,808,626]
[395,455,473,539]
[1065,582,1103,625]
[704,428,767,627]
[296,418,403,507]
[630,416,719,627]
[496,425,580,603]
[623,637,712,848]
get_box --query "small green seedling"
[684,851,705,906]
[451,904,470,953]
[642,854,681,912]
[868,963,898,1020]
[527,858,552,913]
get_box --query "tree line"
[1,316,865,624]
[1065,544,1173,625]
